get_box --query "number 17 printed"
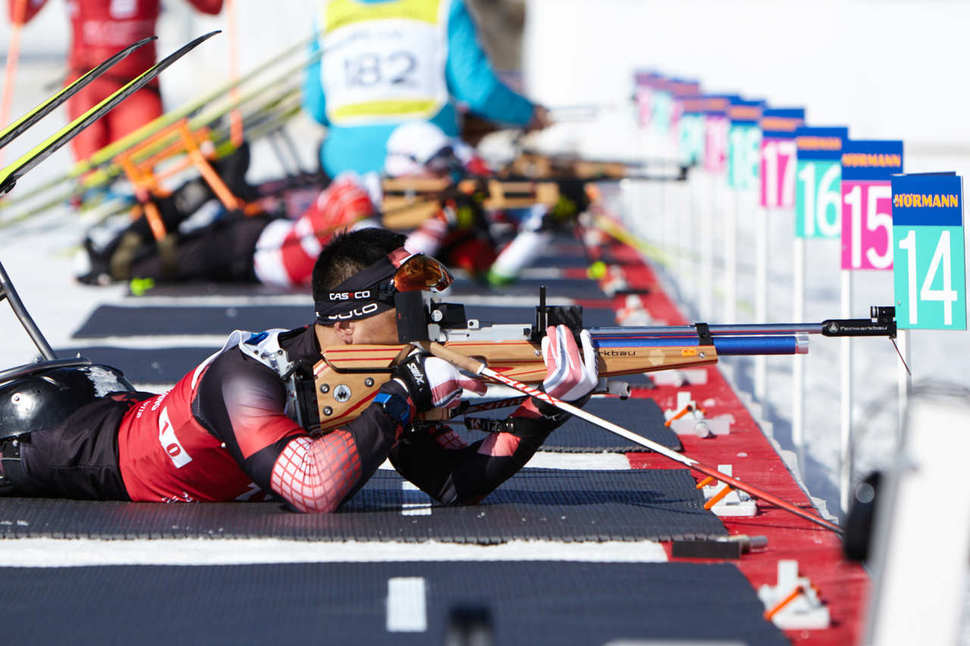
[760,139,796,208]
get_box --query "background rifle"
[504,150,689,182]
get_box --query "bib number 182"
[344,51,417,88]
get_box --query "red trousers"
[66,76,162,161]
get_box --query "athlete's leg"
[107,83,163,143]
[66,80,114,162]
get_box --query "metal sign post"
[701,95,739,320]
[756,108,805,401]
[725,100,764,325]
[838,139,904,512]
[792,126,848,476]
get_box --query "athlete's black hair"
[311,227,407,301]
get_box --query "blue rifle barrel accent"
[593,324,823,337]
[591,334,801,355]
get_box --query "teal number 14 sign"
[891,173,967,330]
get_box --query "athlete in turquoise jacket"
[303,0,542,177]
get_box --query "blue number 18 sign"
[891,172,967,330]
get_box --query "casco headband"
[314,248,415,324]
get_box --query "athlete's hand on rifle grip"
[541,325,598,402]
[394,350,487,412]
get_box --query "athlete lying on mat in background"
[2,228,597,512]
[74,122,582,291]
[74,123,500,289]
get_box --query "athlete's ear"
[332,319,356,344]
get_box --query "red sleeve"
[185,0,223,15]
[8,0,47,25]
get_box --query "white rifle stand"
[615,293,654,325]
[652,368,709,387]
[758,560,830,630]
[701,464,755,517]
[600,265,630,296]
[665,391,731,437]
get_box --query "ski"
[0,87,303,227]
[0,32,322,209]
[0,36,155,151]
[0,31,219,197]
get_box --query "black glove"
[393,350,486,412]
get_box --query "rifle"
[505,151,689,182]
[295,294,896,534]
[300,291,898,433]
[378,171,664,232]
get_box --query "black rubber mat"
[0,562,787,646]
[461,397,680,452]
[72,304,314,338]
[72,302,612,338]
[55,346,216,384]
[532,250,591,268]
[449,276,608,299]
[0,469,724,541]
[465,304,616,326]
[126,282,310,298]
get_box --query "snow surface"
[2,4,969,640]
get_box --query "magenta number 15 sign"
[759,108,804,208]
[840,140,904,270]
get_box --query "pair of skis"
[0,31,219,197]
[0,30,322,211]
[0,31,217,366]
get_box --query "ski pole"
[427,341,843,534]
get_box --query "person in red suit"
[8,0,223,161]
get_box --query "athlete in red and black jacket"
[2,228,598,512]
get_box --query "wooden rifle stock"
[379,177,564,230]
[313,339,717,431]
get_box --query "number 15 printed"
[841,181,893,270]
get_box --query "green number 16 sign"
[891,173,967,330]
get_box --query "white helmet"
[384,121,453,177]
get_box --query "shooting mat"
[0,468,724,542]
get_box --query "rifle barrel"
[591,332,808,356]
[594,323,831,337]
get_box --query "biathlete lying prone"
[2,228,598,512]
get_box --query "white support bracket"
[758,560,830,630]
[664,391,732,437]
[700,464,756,517]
